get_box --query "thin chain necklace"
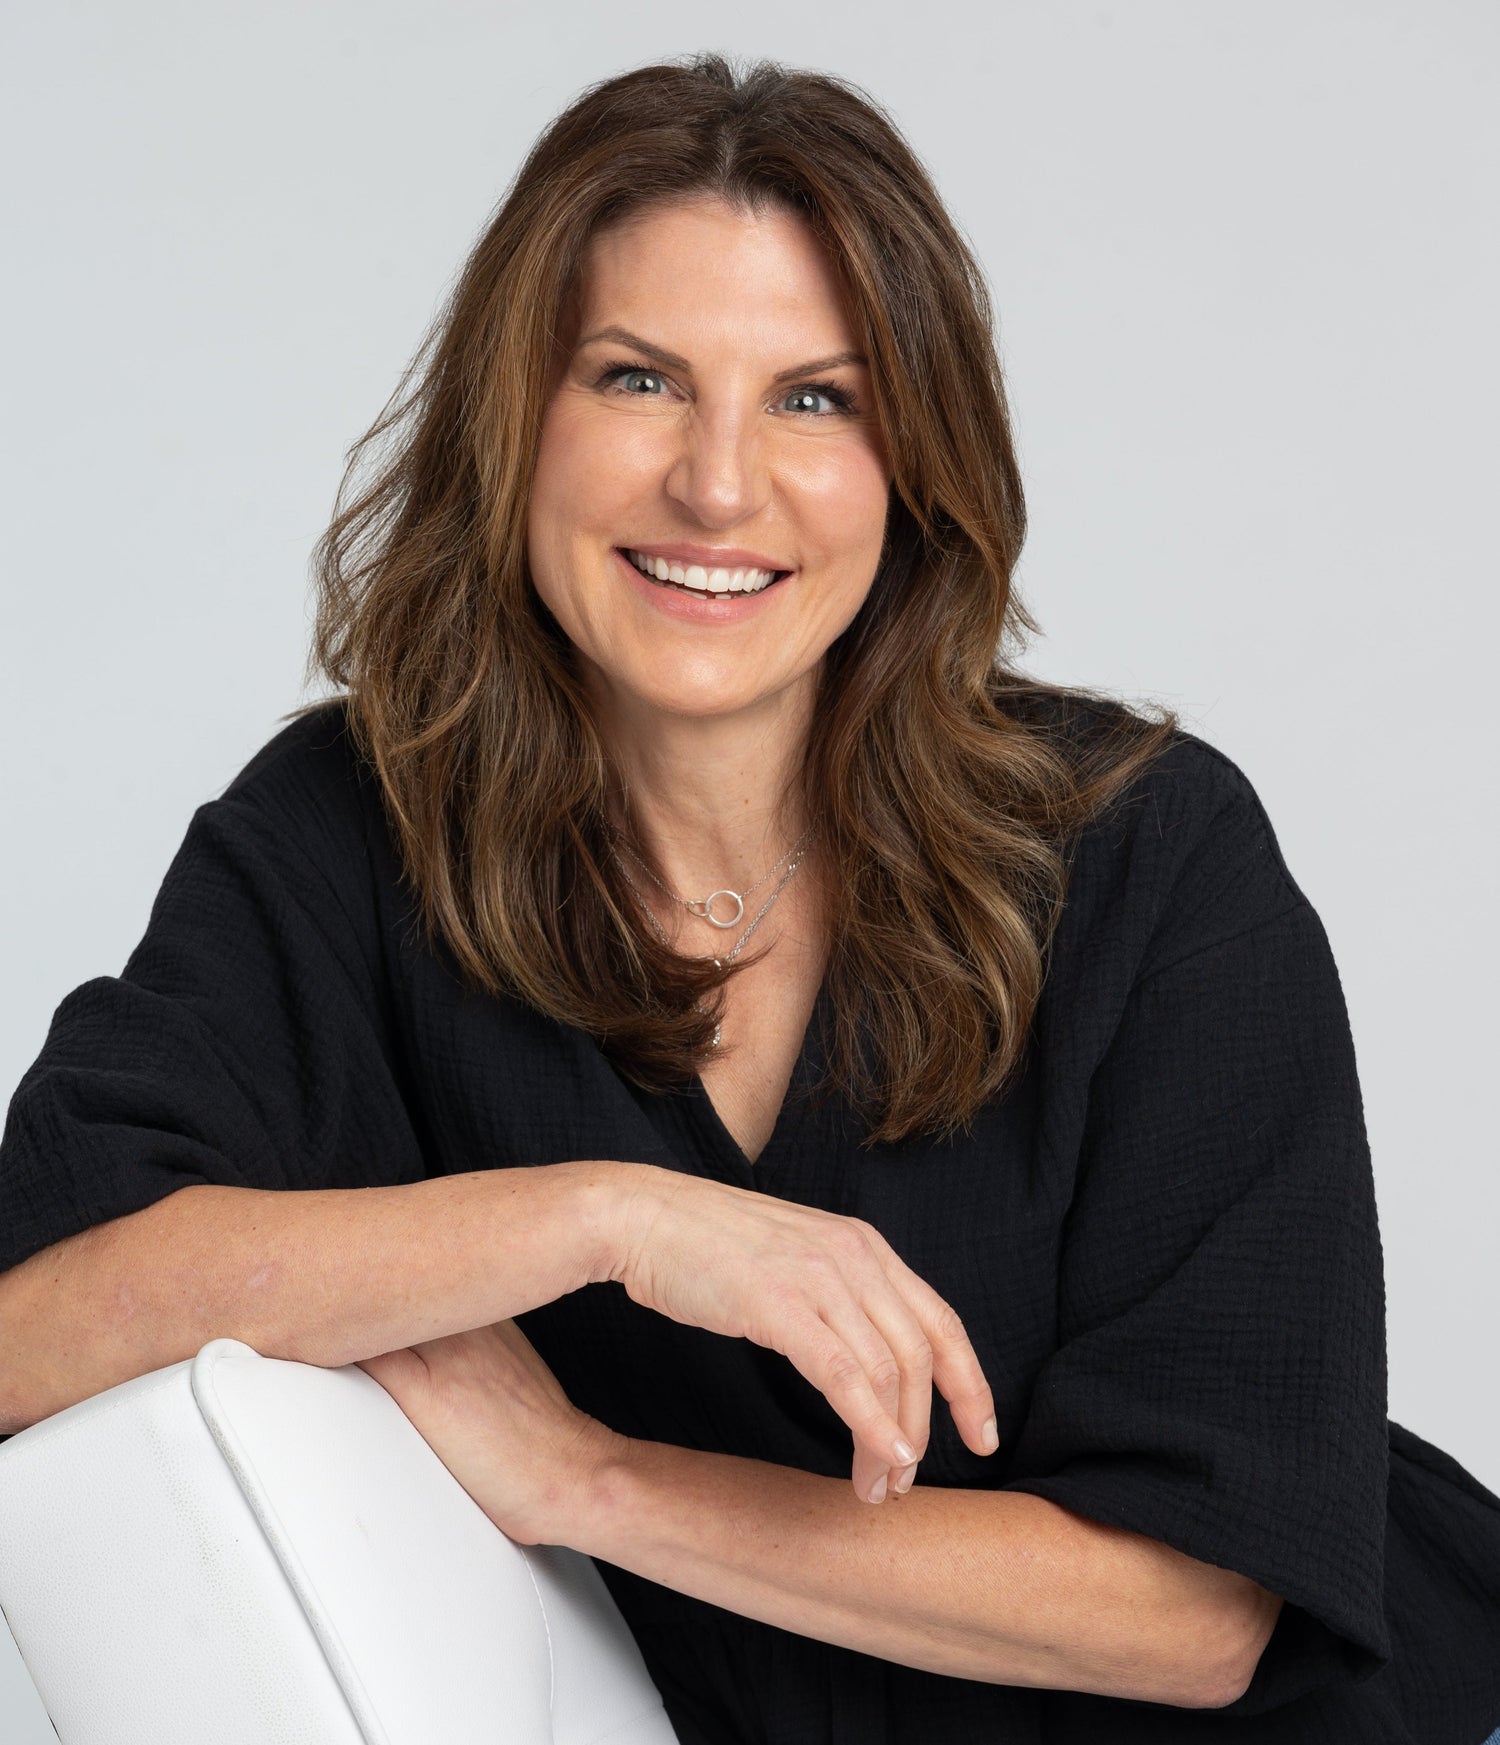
[609,823,815,931]
[609,835,813,1048]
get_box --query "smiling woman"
[302,51,1100,1152]
[526,197,890,738]
[2,48,1498,1745]
[518,193,897,1152]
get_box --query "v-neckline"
[688,976,831,1181]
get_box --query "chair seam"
[191,1341,391,1745]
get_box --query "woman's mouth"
[618,548,790,598]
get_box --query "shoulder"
[196,697,392,918]
[1063,724,1311,982]
[1003,683,1303,912]
[222,696,375,815]
[1094,726,1298,865]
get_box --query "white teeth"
[625,550,780,595]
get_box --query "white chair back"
[0,1338,679,1745]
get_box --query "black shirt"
[3,700,1497,1744]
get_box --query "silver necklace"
[610,837,812,1047]
[610,824,816,930]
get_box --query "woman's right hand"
[604,1165,1000,1504]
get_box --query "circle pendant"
[695,889,744,929]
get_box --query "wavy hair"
[297,51,1179,1143]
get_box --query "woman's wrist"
[534,1423,644,1553]
[558,1157,666,1289]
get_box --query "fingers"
[868,1235,999,1459]
[619,1175,997,1501]
[853,1253,996,1497]
[817,1270,934,1503]
[782,1221,994,1505]
[779,1312,915,1492]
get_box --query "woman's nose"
[663,405,772,528]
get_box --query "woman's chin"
[585,657,809,731]
[629,681,782,724]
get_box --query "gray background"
[1,1,1495,1732]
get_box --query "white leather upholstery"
[0,1339,679,1745]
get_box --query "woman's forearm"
[562,1439,1277,1710]
[0,1158,638,1431]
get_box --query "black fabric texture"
[3,699,1497,1744]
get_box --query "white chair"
[0,1338,680,1744]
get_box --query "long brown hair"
[298,51,1178,1144]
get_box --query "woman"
[1,51,1496,1745]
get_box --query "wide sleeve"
[0,729,430,1280]
[1002,752,1392,1716]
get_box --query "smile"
[620,548,787,596]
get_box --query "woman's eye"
[616,368,665,395]
[596,361,854,415]
[780,383,856,416]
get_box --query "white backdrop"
[1,2,1496,1728]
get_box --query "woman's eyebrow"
[577,324,867,385]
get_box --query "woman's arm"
[0,1160,630,1432]
[570,1439,1282,1709]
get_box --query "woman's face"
[526,195,891,731]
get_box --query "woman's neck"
[594,676,816,896]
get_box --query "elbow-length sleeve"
[0,708,429,1279]
[1002,744,1392,1718]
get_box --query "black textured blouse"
[3,700,1497,1744]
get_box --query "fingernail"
[981,1416,998,1453]
[894,1463,917,1494]
[892,1437,916,1464]
[868,1473,888,1503]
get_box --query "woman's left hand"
[356,1320,626,1546]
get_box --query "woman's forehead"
[570,197,860,359]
